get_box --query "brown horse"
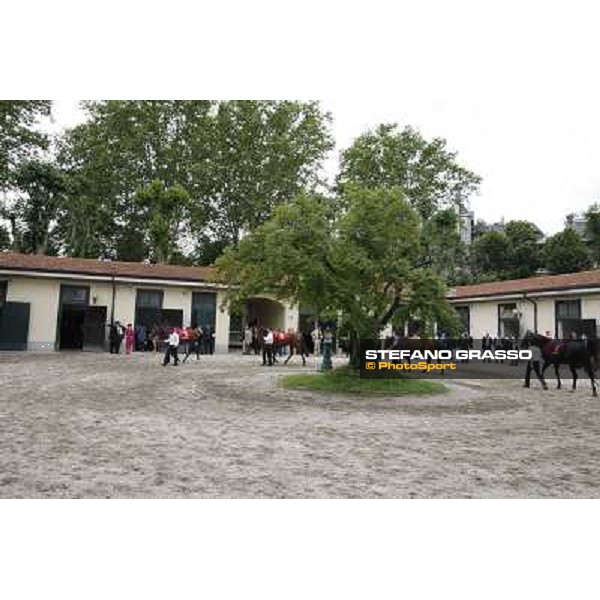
[261,330,309,366]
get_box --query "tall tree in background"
[204,101,333,256]
[504,220,543,278]
[337,124,481,220]
[57,100,215,260]
[0,101,51,190]
[133,180,191,264]
[420,208,467,283]
[471,231,510,280]
[543,229,592,274]
[5,160,67,255]
[58,100,333,263]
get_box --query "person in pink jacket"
[125,323,135,355]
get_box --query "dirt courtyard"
[1,351,600,498]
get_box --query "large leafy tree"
[216,185,458,365]
[543,228,592,274]
[204,101,333,253]
[0,101,51,190]
[133,180,191,264]
[471,231,510,280]
[337,124,481,220]
[57,100,215,260]
[58,100,333,263]
[4,160,67,255]
[421,208,467,283]
[504,220,543,278]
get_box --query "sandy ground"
[1,351,600,498]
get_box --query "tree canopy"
[56,100,333,262]
[337,124,481,220]
[543,228,592,274]
[216,185,459,362]
[0,101,51,190]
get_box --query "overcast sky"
[49,86,600,238]
[36,2,600,237]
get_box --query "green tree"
[52,173,112,258]
[337,124,481,220]
[504,220,543,278]
[216,185,458,366]
[204,101,333,253]
[58,100,333,263]
[0,223,9,250]
[0,101,51,190]
[133,180,191,264]
[471,231,510,279]
[58,100,216,260]
[5,160,67,255]
[421,208,468,283]
[543,228,592,274]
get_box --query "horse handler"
[163,328,180,367]
[262,328,274,366]
[523,339,547,389]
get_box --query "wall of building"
[2,274,236,352]
[5,276,60,350]
[455,292,600,339]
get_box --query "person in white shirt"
[163,328,180,366]
[262,328,274,366]
[311,325,321,356]
[523,338,546,389]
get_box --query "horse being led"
[524,331,598,396]
[262,329,309,366]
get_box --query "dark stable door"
[83,306,107,350]
[0,302,30,350]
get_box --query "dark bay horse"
[524,332,598,396]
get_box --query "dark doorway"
[59,305,86,350]
[83,306,108,350]
[0,301,30,350]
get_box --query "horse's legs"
[554,362,561,389]
[284,343,293,365]
[585,361,598,397]
[569,364,578,391]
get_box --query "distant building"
[458,208,475,245]
[566,213,589,239]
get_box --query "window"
[555,300,581,319]
[136,289,163,308]
[498,303,520,338]
[60,285,89,305]
[555,300,582,338]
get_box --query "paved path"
[1,351,600,497]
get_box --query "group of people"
[108,320,216,366]
[108,321,135,355]
[162,324,216,366]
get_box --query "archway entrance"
[229,297,286,349]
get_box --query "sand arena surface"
[1,351,600,498]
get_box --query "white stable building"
[450,270,600,339]
[0,253,298,352]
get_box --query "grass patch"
[279,366,446,396]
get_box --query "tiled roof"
[0,252,216,283]
[452,270,600,299]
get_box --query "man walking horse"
[524,331,598,396]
